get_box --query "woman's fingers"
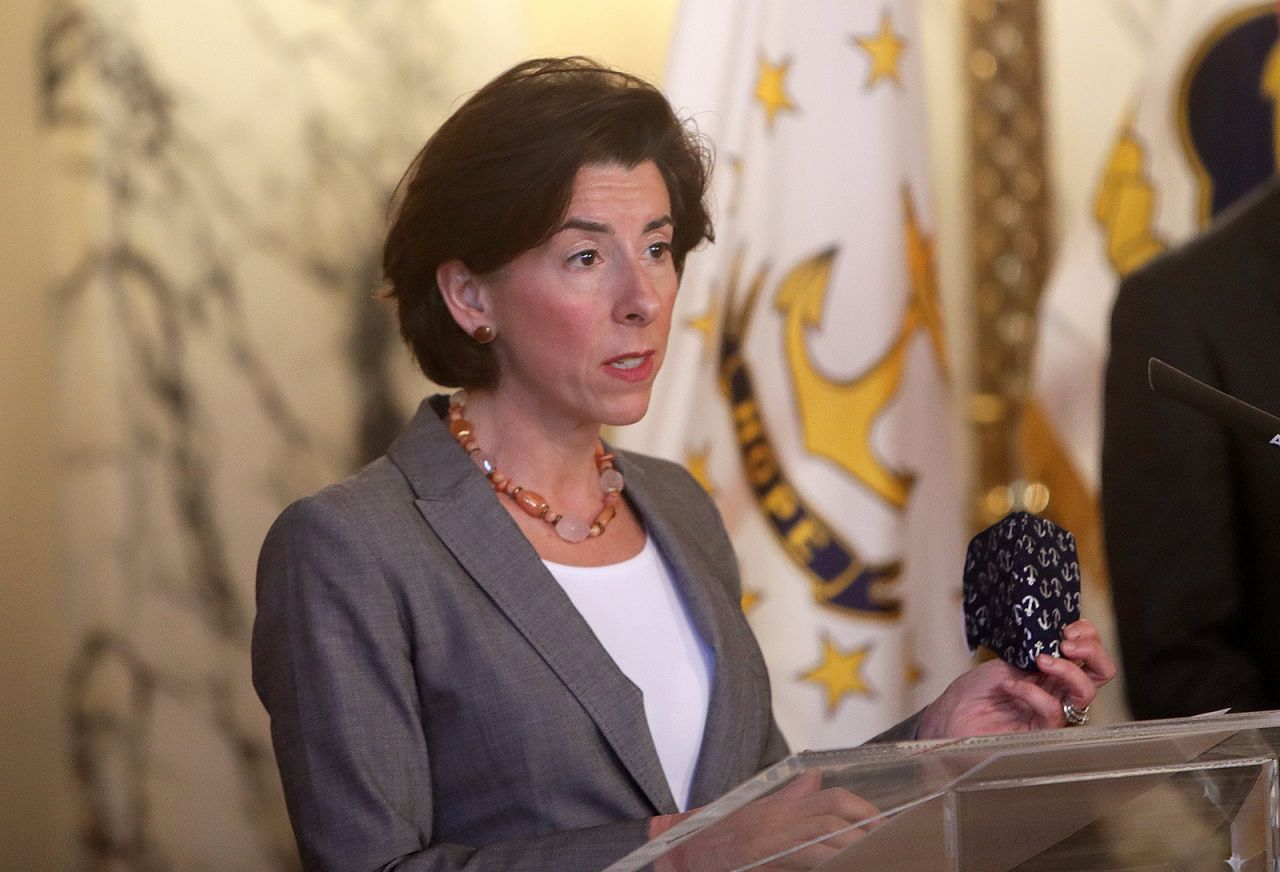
[769,768,823,802]
[767,772,879,823]
[1060,621,1117,686]
[1003,675,1071,727]
[1035,653,1098,708]
[757,806,872,869]
[813,786,881,823]
[679,780,879,872]
[1062,620,1114,668]
[1062,618,1100,643]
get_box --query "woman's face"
[482,160,678,429]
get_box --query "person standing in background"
[1103,176,1280,719]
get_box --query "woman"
[252,57,1114,871]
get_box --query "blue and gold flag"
[619,0,970,749]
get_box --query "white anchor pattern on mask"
[962,511,1082,671]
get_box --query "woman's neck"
[456,389,605,516]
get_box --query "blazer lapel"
[619,452,765,808]
[388,400,678,814]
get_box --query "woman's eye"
[647,241,671,259]
[571,250,599,266]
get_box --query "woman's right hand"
[650,769,879,871]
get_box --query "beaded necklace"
[448,391,625,543]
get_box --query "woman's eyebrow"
[555,215,673,234]
[558,218,612,234]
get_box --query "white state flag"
[618,0,970,749]
[1031,0,1278,503]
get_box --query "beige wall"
[0,3,681,868]
[519,0,680,83]
[0,0,76,869]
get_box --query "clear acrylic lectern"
[604,710,1280,872]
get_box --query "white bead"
[599,468,624,494]
[555,515,590,543]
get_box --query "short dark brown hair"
[382,56,714,389]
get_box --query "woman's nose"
[615,261,662,325]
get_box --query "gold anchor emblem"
[1263,40,1280,176]
[774,186,946,510]
[1094,122,1167,275]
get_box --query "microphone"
[1147,357,1280,448]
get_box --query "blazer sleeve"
[868,712,922,744]
[251,495,649,872]
[1101,270,1268,717]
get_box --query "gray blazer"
[252,397,789,871]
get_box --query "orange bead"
[592,503,616,528]
[515,489,548,518]
[443,397,622,543]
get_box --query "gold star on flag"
[741,587,763,614]
[684,446,716,497]
[800,635,874,716]
[853,13,906,88]
[754,55,798,130]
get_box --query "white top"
[543,537,713,811]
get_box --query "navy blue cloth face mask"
[962,511,1082,671]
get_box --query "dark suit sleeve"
[867,712,922,743]
[1101,270,1268,718]
[251,496,648,872]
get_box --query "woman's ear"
[436,259,491,335]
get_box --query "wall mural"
[35,0,500,866]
